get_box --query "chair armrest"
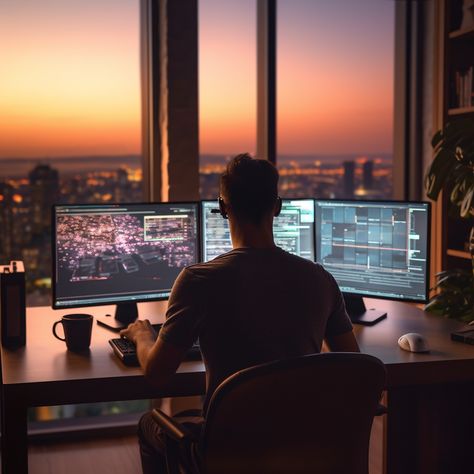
[375,404,387,416]
[151,409,199,443]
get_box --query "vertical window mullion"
[257,0,277,164]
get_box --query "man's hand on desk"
[120,319,157,345]
[120,320,158,373]
[120,320,189,389]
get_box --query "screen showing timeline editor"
[201,199,315,262]
[315,200,429,301]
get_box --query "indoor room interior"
[0,0,473,473]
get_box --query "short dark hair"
[220,153,279,224]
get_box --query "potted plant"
[424,117,474,322]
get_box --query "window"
[199,0,257,199]
[277,0,394,200]
[0,0,144,307]
[0,0,146,423]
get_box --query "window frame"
[257,0,407,199]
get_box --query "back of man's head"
[220,153,279,225]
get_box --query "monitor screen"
[201,199,315,262]
[314,200,430,302]
[52,202,200,308]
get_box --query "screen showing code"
[201,199,315,262]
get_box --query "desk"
[356,299,474,474]
[0,302,205,474]
[1,300,474,474]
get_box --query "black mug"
[53,313,93,351]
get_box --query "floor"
[28,415,384,474]
[29,436,142,474]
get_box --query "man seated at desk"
[121,153,359,473]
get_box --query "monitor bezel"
[51,201,202,310]
[314,198,431,304]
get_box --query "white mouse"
[398,333,430,353]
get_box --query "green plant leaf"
[431,129,444,148]
[460,186,474,218]
[425,150,457,200]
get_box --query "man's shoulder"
[183,248,330,283]
[275,249,328,274]
[183,251,236,278]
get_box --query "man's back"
[125,155,358,473]
[160,247,352,410]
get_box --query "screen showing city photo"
[201,199,315,261]
[315,201,429,301]
[54,203,199,307]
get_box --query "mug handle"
[52,320,66,341]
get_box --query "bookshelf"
[441,0,474,271]
[447,106,474,115]
[448,24,474,40]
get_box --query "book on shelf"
[452,66,474,108]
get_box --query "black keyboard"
[109,337,202,366]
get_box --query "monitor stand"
[96,302,139,332]
[343,293,387,326]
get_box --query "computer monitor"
[314,200,430,325]
[201,199,315,261]
[52,202,200,330]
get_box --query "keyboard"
[109,337,202,366]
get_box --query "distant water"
[200,153,393,166]
[0,152,393,178]
[0,156,142,178]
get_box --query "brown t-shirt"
[159,247,352,412]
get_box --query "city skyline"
[1,156,392,310]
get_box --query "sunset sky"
[0,0,393,160]
[0,0,141,159]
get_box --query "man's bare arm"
[120,320,188,390]
[325,330,360,352]
[141,336,188,389]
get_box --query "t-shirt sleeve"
[158,267,203,348]
[324,271,353,337]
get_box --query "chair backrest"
[200,352,386,474]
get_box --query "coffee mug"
[53,313,93,351]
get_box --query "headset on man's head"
[217,196,282,220]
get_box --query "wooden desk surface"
[355,298,474,386]
[1,299,473,396]
[0,302,205,406]
[1,299,473,474]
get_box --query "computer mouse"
[398,333,429,353]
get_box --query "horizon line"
[0,152,393,162]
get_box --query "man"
[121,153,359,473]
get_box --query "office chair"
[152,352,386,474]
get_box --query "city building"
[29,164,59,236]
[343,161,355,198]
[0,182,14,261]
[363,160,374,190]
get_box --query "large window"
[199,0,257,199]
[0,0,144,307]
[0,0,146,423]
[277,0,394,199]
